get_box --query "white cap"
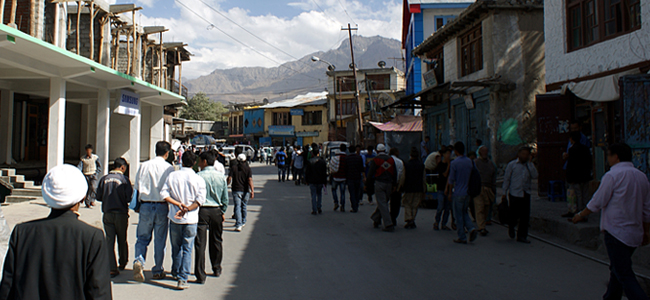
[376,144,386,152]
[237,153,247,161]
[42,165,88,209]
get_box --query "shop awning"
[562,69,640,102]
[369,115,422,132]
[383,83,452,109]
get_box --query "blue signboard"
[290,109,304,116]
[268,125,295,137]
[243,109,265,134]
[259,137,272,147]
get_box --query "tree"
[180,92,228,121]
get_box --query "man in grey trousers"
[369,144,398,232]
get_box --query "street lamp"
[311,56,335,71]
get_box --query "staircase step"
[13,181,34,189]
[0,169,15,177]
[0,175,24,183]
[5,195,39,203]
[11,188,42,197]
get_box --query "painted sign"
[423,69,438,88]
[116,89,140,116]
[260,137,272,146]
[296,131,319,137]
[290,109,304,116]
[464,94,475,109]
[268,125,295,137]
[244,109,264,134]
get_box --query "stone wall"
[545,0,650,85]
[66,10,110,65]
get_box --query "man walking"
[403,148,425,229]
[572,143,650,300]
[195,152,229,283]
[562,131,593,219]
[78,144,102,208]
[362,145,377,205]
[275,147,288,182]
[0,165,111,299]
[369,144,397,232]
[96,157,133,277]
[292,146,305,185]
[228,153,254,232]
[330,144,348,212]
[161,151,206,290]
[502,147,538,243]
[433,148,451,231]
[305,148,328,215]
[389,148,405,226]
[474,146,497,236]
[133,141,175,282]
[448,142,478,244]
[345,145,365,213]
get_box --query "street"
[4,163,611,299]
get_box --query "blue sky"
[118,0,402,78]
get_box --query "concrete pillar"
[149,106,164,160]
[129,114,141,180]
[96,89,110,176]
[0,90,14,165]
[47,78,66,171]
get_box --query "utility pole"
[342,23,364,147]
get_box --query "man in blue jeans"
[330,144,347,212]
[447,141,478,244]
[161,151,206,290]
[275,147,287,182]
[228,153,254,232]
[133,141,174,282]
[305,149,328,215]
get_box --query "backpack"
[468,161,482,198]
[277,152,286,166]
[329,155,340,174]
[373,156,396,179]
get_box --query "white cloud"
[135,0,402,79]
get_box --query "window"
[336,99,357,116]
[567,0,641,51]
[435,16,456,31]
[272,112,291,125]
[336,76,356,92]
[459,25,483,77]
[366,74,391,91]
[302,111,322,125]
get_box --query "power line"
[174,0,321,81]
[336,0,357,25]
[311,0,339,24]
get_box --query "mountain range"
[185,35,404,104]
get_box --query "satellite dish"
[327,65,336,71]
[377,93,394,120]
[378,61,386,68]
[349,63,356,70]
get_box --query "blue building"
[402,0,474,96]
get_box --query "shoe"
[517,238,531,244]
[177,280,189,290]
[382,226,395,232]
[333,204,339,211]
[433,223,440,231]
[172,274,178,281]
[451,223,457,230]
[152,271,166,280]
[469,229,478,242]
[194,279,205,284]
[509,226,516,239]
[359,202,364,206]
[561,212,575,218]
[373,221,380,229]
[110,270,120,278]
[411,222,417,229]
[350,209,358,213]
[118,265,126,271]
[213,269,222,277]
[231,214,236,219]
[318,209,322,214]
[133,261,145,282]
[235,226,243,232]
[311,211,317,215]
[441,226,451,231]
[340,207,345,212]
[453,239,467,244]
[480,229,489,236]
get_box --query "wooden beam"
[126,28,131,74]
[9,0,17,25]
[131,9,136,76]
[158,31,163,87]
[177,50,182,95]
[89,0,94,60]
[98,15,108,64]
[76,1,81,54]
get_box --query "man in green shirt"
[194,152,229,284]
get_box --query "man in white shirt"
[133,141,175,282]
[160,151,207,290]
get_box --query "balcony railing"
[168,78,189,99]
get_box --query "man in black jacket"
[562,131,593,220]
[305,149,328,215]
[96,157,134,277]
[402,148,426,229]
[0,165,112,299]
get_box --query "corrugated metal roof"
[260,92,328,108]
[370,115,422,132]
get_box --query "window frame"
[336,98,357,116]
[566,0,641,52]
[459,24,483,77]
[302,110,323,126]
[272,112,291,126]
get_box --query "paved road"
[3,163,612,299]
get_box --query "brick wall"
[2,0,33,35]
[66,10,109,64]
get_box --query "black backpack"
[468,161,482,198]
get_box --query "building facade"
[261,92,329,147]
